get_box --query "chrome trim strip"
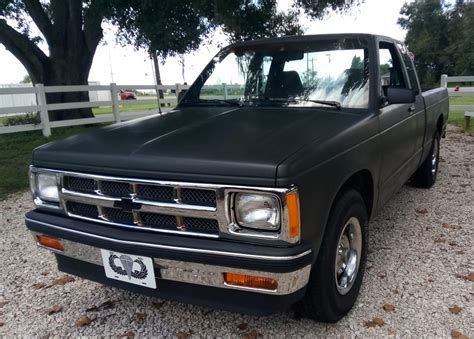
[64,211,220,239]
[60,189,218,218]
[30,231,311,295]
[26,217,312,261]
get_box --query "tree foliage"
[398,0,474,87]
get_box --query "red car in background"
[119,89,136,100]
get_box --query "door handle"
[408,105,416,113]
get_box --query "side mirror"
[386,87,415,104]
[178,89,188,103]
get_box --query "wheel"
[410,131,440,188]
[294,189,368,322]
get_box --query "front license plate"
[100,249,156,289]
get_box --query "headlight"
[33,173,59,202]
[234,193,280,231]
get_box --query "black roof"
[230,33,403,48]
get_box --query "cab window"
[379,41,408,101]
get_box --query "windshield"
[183,37,370,109]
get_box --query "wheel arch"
[436,114,444,135]
[331,169,375,221]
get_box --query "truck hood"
[32,106,363,186]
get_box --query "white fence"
[440,74,474,112]
[0,84,36,110]
[0,83,190,137]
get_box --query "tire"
[294,189,368,323]
[410,131,440,188]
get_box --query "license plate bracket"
[100,249,156,289]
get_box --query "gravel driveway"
[0,125,472,337]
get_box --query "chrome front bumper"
[31,231,311,295]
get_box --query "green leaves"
[398,0,474,87]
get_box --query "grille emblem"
[113,198,142,213]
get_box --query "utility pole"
[151,51,165,109]
[106,41,114,83]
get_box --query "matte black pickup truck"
[26,34,448,322]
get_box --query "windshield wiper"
[294,98,342,110]
[182,99,244,107]
[247,97,342,110]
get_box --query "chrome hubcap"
[431,140,438,176]
[335,217,362,295]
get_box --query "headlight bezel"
[29,166,62,209]
[226,187,300,243]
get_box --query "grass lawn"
[92,103,165,115]
[0,125,105,201]
[449,96,474,105]
[448,96,474,133]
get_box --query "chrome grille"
[136,184,174,202]
[66,201,98,218]
[183,217,219,234]
[102,207,134,224]
[140,212,178,229]
[64,177,94,193]
[181,188,216,206]
[60,174,220,238]
[100,181,131,197]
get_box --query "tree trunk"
[0,0,103,121]
[41,58,94,121]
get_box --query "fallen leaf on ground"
[151,301,165,309]
[32,282,46,289]
[99,300,115,309]
[364,317,385,328]
[383,304,395,312]
[455,272,474,282]
[448,305,463,314]
[237,323,248,331]
[48,275,75,287]
[47,305,63,315]
[176,331,191,339]
[451,329,468,339]
[243,330,260,339]
[134,312,147,322]
[120,331,135,338]
[86,300,115,312]
[415,208,428,214]
[75,315,94,327]
[442,223,462,230]
[85,305,99,312]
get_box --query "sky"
[0,0,410,86]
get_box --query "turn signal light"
[286,191,300,239]
[36,235,64,252]
[223,272,278,290]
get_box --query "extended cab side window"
[398,43,420,95]
[379,41,407,103]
